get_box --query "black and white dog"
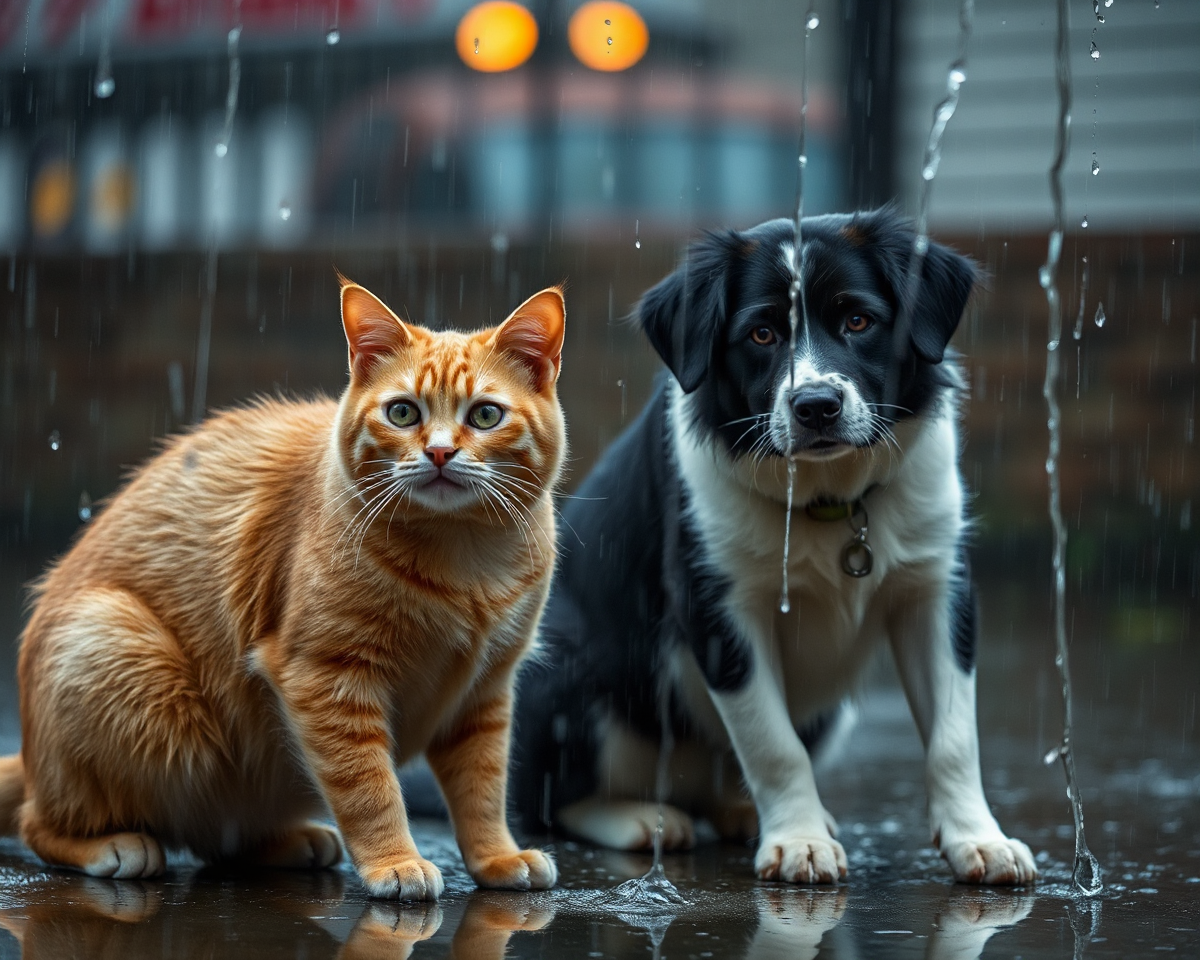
[514,208,1036,886]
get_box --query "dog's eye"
[750,326,777,346]
[845,314,872,333]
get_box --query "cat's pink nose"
[426,446,457,468]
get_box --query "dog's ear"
[638,232,737,393]
[851,208,976,366]
[907,240,976,364]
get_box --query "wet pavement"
[1,579,1198,959]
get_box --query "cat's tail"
[0,754,24,835]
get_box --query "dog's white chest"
[674,395,964,720]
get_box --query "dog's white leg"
[889,589,1037,886]
[710,657,846,884]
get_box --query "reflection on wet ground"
[1,581,1197,959]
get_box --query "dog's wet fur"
[514,208,1037,886]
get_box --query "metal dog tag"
[841,531,873,578]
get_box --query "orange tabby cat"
[0,278,567,900]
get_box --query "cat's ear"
[339,275,414,377]
[492,287,566,391]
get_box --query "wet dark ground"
[0,577,1197,959]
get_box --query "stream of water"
[1040,0,1103,899]
[884,0,973,409]
[779,7,820,613]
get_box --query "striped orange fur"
[0,280,567,899]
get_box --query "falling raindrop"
[1091,0,1105,22]
[1094,302,1106,327]
[1081,217,1089,228]
[607,36,613,45]
[1091,157,1100,176]
[95,71,115,99]
[604,18,611,24]
[78,492,93,523]
[806,12,820,30]
[278,200,292,221]
[215,19,242,158]
[48,430,61,451]
[1073,256,1089,341]
[634,219,641,249]
[325,27,340,45]
[93,0,116,98]
[474,37,480,54]
[1090,41,1100,59]
[1104,0,1113,6]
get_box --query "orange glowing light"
[32,161,75,238]
[568,1,648,72]
[456,2,539,73]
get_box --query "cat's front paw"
[470,849,558,891]
[359,856,445,900]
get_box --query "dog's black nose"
[791,384,843,430]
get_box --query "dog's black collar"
[803,484,881,523]
[802,484,882,577]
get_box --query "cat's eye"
[386,400,420,427]
[845,314,872,333]
[468,403,504,429]
[750,326,777,346]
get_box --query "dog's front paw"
[359,856,445,900]
[940,837,1037,886]
[755,833,847,885]
[470,849,558,891]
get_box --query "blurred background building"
[0,0,1197,756]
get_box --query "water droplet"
[1043,747,1061,766]
[1090,41,1100,60]
[1081,216,1089,228]
[214,141,228,158]
[474,37,479,53]
[1038,266,1053,288]
[779,596,790,614]
[606,36,613,45]
[949,67,966,84]
[634,239,641,249]
[278,201,291,221]
[604,18,611,25]
[1094,302,1106,327]
[228,25,242,44]
[805,12,820,30]
[94,74,115,99]
[1104,0,1113,7]
[1091,158,1100,176]
[325,27,340,45]
[1092,0,1105,22]
[78,491,92,523]
[48,430,61,451]
[1048,338,1060,351]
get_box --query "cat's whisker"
[352,478,406,569]
[329,471,400,511]
[473,479,538,565]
